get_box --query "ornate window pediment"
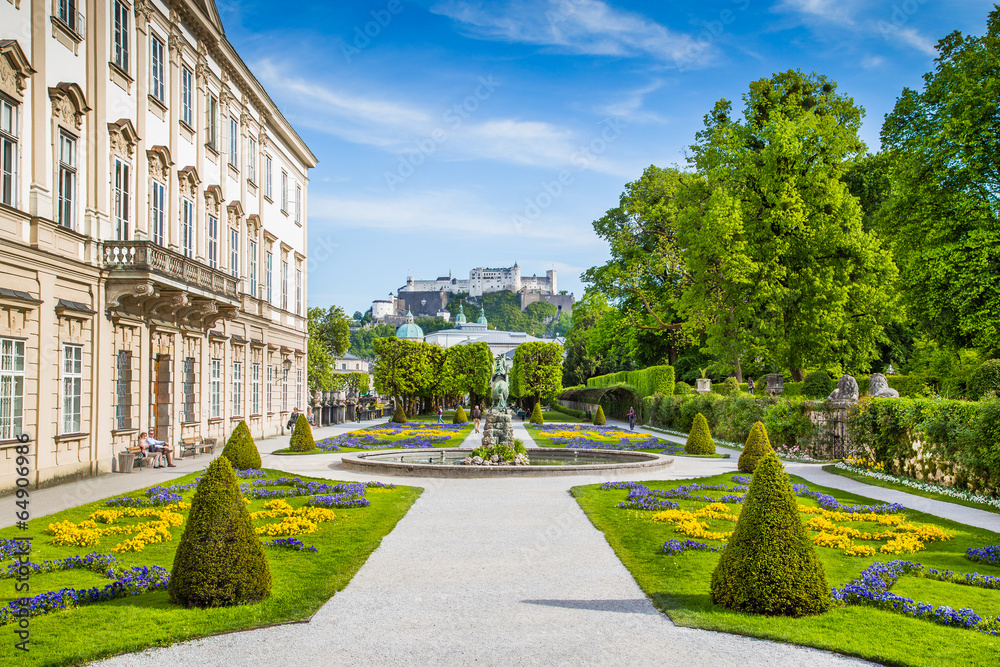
[109,119,140,159]
[49,82,90,130]
[204,184,223,215]
[246,214,261,237]
[147,145,173,182]
[0,40,35,99]
[178,166,200,198]
[227,200,244,227]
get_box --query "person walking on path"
[436,404,444,424]
[627,406,636,431]
[356,404,362,423]
[472,405,482,433]
[747,377,755,395]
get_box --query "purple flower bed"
[553,436,664,451]
[0,564,170,625]
[265,537,318,552]
[600,480,747,510]
[0,538,29,561]
[967,546,1000,567]
[662,539,720,555]
[832,560,1000,634]
[235,468,268,478]
[1,552,117,580]
[105,480,199,507]
[736,473,904,514]
[308,493,370,509]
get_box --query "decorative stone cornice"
[178,166,201,198]
[147,145,173,182]
[49,83,90,130]
[246,214,261,237]
[227,200,244,227]
[204,184,223,216]
[109,119,140,159]
[0,40,34,99]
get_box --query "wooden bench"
[126,445,155,470]
[180,436,217,458]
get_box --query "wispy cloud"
[430,0,711,67]
[775,0,856,25]
[883,25,937,56]
[594,80,666,124]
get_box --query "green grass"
[823,465,1000,517]
[274,421,474,455]
[0,469,421,666]
[572,473,1000,667]
[524,424,663,449]
[538,410,586,423]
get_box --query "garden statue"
[489,353,512,413]
[869,373,900,398]
[828,375,860,401]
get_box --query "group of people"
[136,430,176,468]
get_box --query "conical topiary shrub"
[593,405,606,425]
[391,404,407,424]
[738,421,773,473]
[453,405,468,424]
[221,420,261,470]
[685,412,715,455]
[169,456,272,608]
[529,401,544,424]
[289,414,315,452]
[710,451,830,616]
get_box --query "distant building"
[395,310,424,340]
[331,353,372,393]
[422,311,542,356]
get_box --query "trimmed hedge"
[289,414,315,452]
[453,405,468,424]
[529,402,544,424]
[802,371,833,399]
[560,386,646,423]
[674,381,693,395]
[221,420,261,470]
[711,451,830,616]
[169,457,272,608]
[738,421,773,473]
[391,405,407,424]
[587,365,675,398]
[968,359,1000,400]
[685,413,715,455]
[551,402,586,419]
[593,405,607,425]
[715,377,741,396]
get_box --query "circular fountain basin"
[340,448,673,477]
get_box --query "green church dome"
[455,304,467,324]
[396,310,424,339]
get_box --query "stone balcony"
[103,241,241,330]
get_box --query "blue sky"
[215,0,995,316]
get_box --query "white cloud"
[860,55,885,69]
[775,0,855,24]
[594,80,666,124]
[883,25,937,56]
[430,0,712,67]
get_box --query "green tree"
[348,323,396,359]
[372,338,432,412]
[678,70,897,380]
[220,421,261,470]
[879,8,1000,352]
[442,342,492,404]
[307,335,335,392]
[308,305,350,357]
[512,341,563,406]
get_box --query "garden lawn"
[573,473,1000,667]
[823,465,1000,517]
[276,421,474,454]
[0,469,420,667]
[539,410,586,423]
[525,423,722,457]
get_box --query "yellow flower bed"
[813,531,854,550]
[801,504,952,556]
[844,544,877,557]
[545,429,649,441]
[255,516,319,537]
[650,505,735,542]
[252,500,336,536]
[880,534,926,554]
[844,456,885,472]
[46,506,187,551]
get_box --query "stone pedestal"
[766,374,785,396]
[482,411,514,447]
[696,378,711,394]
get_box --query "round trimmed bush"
[716,377,741,396]
[802,371,834,398]
[968,359,1000,400]
[221,420,261,470]
[169,456,272,608]
[289,414,315,452]
[593,404,607,426]
[710,451,830,616]
[529,401,544,424]
[453,405,468,424]
[391,405,407,424]
[674,381,693,395]
[685,412,716,455]
[738,421,773,473]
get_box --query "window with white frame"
[62,344,82,433]
[206,93,218,149]
[230,228,239,279]
[295,184,302,223]
[210,358,222,418]
[150,179,165,246]
[281,367,288,412]
[266,364,273,413]
[207,215,218,269]
[265,155,272,199]
[150,35,165,103]
[248,239,257,296]
[281,170,288,211]
[115,350,131,430]
[181,67,193,127]
[181,197,194,258]
[112,0,129,72]
[232,359,243,416]
[247,136,257,183]
[0,98,17,208]
[295,268,302,315]
[296,368,302,412]
[56,0,83,36]
[265,250,273,303]
[0,338,25,439]
[281,260,288,310]
[251,362,260,415]
[229,117,238,168]
[182,357,196,422]
[113,158,130,240]
[58,131,76,229]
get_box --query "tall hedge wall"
[586,365,675,398]
[560,386,646,422]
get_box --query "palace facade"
[0,0,317,491]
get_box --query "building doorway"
[154,354,172,443]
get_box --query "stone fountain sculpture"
[482,353,514,447]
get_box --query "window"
[207,215,218,269]
[62,344,82,433]
[210,358,222,418]
[58,132,76,229]
[0,98,17,207]
[281,171,288,211]
[181,198,194,258]
[56,0,82,35]
[295,185,302,223]
[0,338,25,439]
[296,369,302,412]
[248,239,257,296]
[265,250,273,303]
[295,269,302,315]
[113,0,129,72]
[251,362,260,415]
[232,360,243,417]
[182,357,196,422]
[281,368,288,412]
[150,35,165,102]
[113,159,130,240]
[181,67,193,127]
[230,228,239,279]
[150,180,165,246]
[266,365,273,413]
[206,93,218,149]
[115,350,132,430]
[281,260,288,310]
[229,117,239,168]
[265,155,272,198]
[247,136,257,183]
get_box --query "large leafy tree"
[372,338,432,408]
[678,70,897,380]
[879,9,1000,352]
[512,341,563,406]
[308,306,350,357]
[442,342,492,404]
[348,323,397,358]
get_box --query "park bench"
[180,436,217,458]
[125,445,154,470]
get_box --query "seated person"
[143,429,176,468]
[136,432,163,468]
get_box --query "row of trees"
[573,8,1000,385]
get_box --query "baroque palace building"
[0,0,317,491]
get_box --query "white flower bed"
[836,462,1000,510]
[642,425,825,463]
